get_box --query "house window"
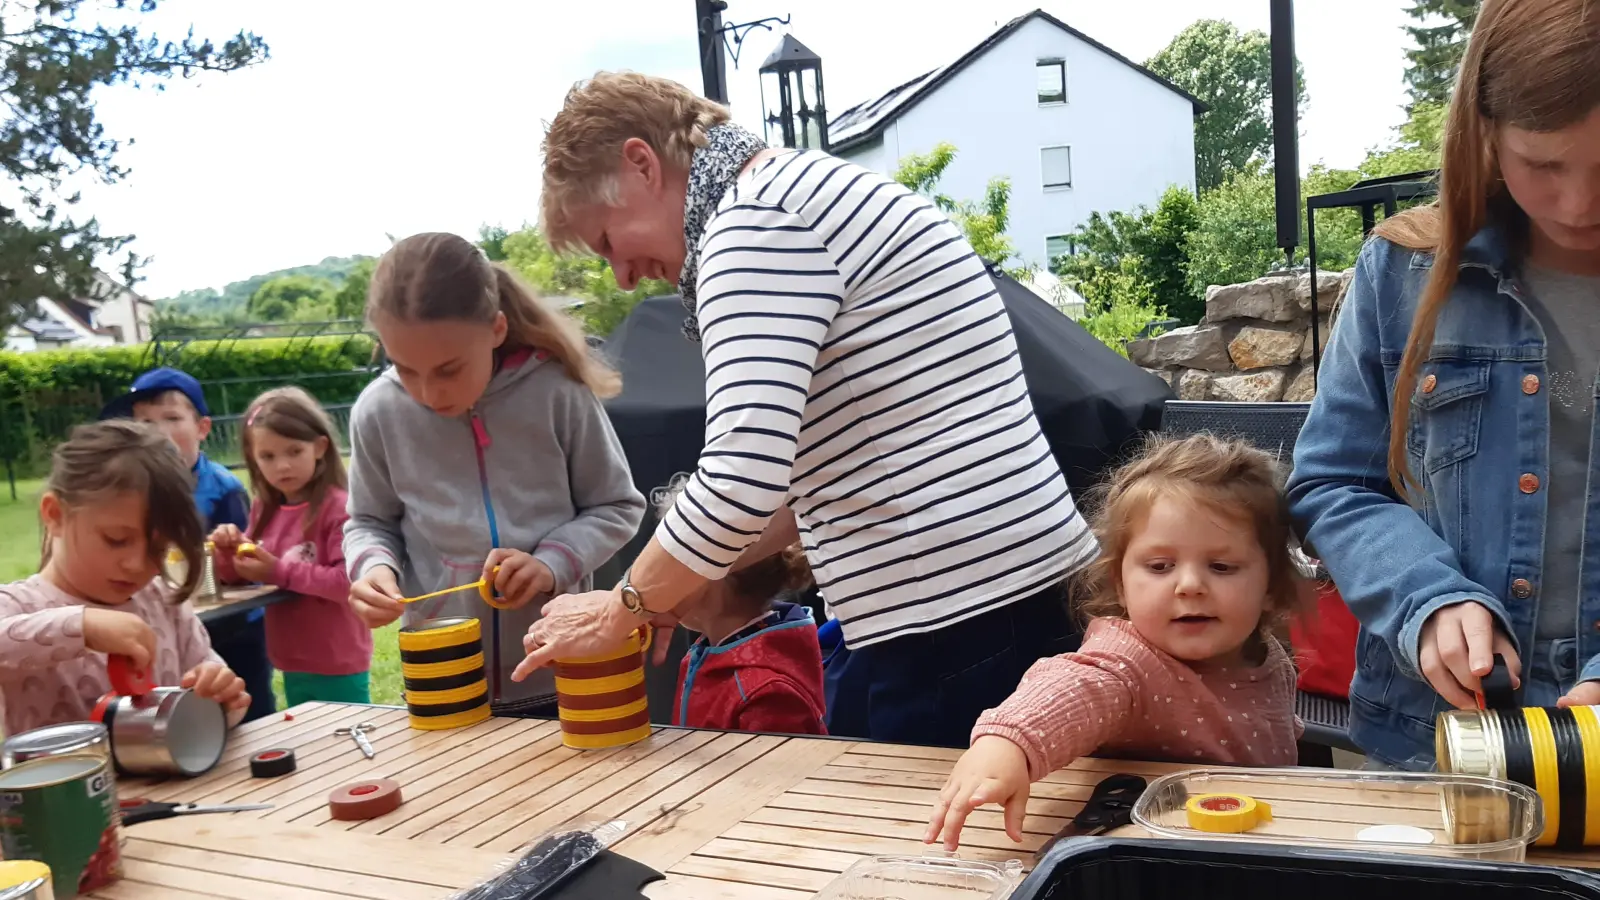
[1045,235,1077,263]
[1036,60,1066,104]
[1042,146,1073,189]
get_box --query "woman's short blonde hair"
[540,71,730,253]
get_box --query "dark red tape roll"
[328,779,403,820]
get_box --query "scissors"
[335,721,378,759]
[1033,773,1147,865]
[119,798,273,826]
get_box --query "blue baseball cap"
[99,367,210,420]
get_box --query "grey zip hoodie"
[343,349,645,712]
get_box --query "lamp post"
[758,34,828,151]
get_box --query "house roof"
[828,9,1207,154]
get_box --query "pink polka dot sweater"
[0,574,222,737]
[972,617,1303,780]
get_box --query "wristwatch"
[618,572,656,617]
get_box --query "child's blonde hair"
[367,231,622,399]
[41,420,206,601]
[241,386,347,538]
[1075,433,1303,641]
[1375,0,1600,502]
[655,475,812,619]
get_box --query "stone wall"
[1127,268,1355,403]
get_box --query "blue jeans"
[205,611,276,722]
[822,584,1079,748]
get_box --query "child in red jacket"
[657,479,827,735]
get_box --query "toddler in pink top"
[928,433,1307,850]
[212,387,372,707]
[0,421,250,736]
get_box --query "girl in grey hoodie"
[344,232,646,715]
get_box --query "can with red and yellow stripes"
[553,628,653,750]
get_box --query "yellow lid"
[0,859,51,887]
[1185,793,1272,833]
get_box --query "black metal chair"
[1158,400,1360,766]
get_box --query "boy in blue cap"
[101,367,276,722]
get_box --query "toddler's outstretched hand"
[925,735,1031,851]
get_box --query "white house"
[827,10,1202,272]
[4,271,155,352]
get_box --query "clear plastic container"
[813,853,1022,900]
[1131,767,1544,862]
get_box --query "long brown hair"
[241,386,347,538]
[1376,0,1600,500]
[1075,433,1304,643]
[367,232,622,398]
[41,420,206,601]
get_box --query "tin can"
[0,860,54,900]
[2,723,111,771]
[0,756,121,899]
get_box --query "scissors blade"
[1033,773,1146,865]
[181,803,275,814]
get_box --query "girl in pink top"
[0,421,250,736]
[927,433,1307,850]
[212,387,372,706]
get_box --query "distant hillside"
[160,255,375,312]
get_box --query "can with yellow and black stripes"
[1437,703,1600,849]
[398,616,493,731]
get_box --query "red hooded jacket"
[673,602,828,735]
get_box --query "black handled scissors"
[1033,773,1147,865]
[119,798,274,826]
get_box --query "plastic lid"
[814,854,1022,899]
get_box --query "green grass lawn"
[0,476,403,709]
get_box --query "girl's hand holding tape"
[482,549,553,610]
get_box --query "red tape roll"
[328,779,403,820]
[108,654,154,697]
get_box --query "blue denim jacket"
[1286,224,1600,770]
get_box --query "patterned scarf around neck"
[678,122,768,342]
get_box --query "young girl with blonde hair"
[1289,0,1600,769]
[344,231,645,716]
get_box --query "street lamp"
[759,34,828,151]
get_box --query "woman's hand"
[84,607,158,670]
[511,589,639,680]
[183,661,251,713]
[483,549,554,610]
[233,544,278,583]
[349,566,405,629]
[925,735,1032,851]
[210,524,244,554]
[1418,601,1522,709]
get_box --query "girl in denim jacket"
[1288,0,1600,769]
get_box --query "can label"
[0,756,121,899]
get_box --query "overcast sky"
[73,0,1415,298]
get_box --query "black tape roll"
[250,747,297,778]
[407,694,491,718]
[399,641,481,665]
[403,666,487,693]
[1548,707,1587,851]
[1499,709,1535,791]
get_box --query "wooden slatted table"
[95,701,1600,899]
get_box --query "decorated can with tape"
[553,628,653,750]
[0,860,54,900]
[398,616,492,731]
[1436,703,1600,849]
[0,756,120,898]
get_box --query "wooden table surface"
[96,701,1600,900]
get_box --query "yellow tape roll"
[554,669,645,697]
[556,695,649,724]
[404,682,489,707]
[1185,793,1272,834]
[408,703,492,732]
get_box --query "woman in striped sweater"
[513,71,1098,747]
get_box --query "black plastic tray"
[1015,837,1600,899]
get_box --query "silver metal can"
[2,724,111,771]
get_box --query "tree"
[891,142,1034,280]
[1054,187,1201,324]
[247,275,334,322]
[1146,20,1306,193]
[498,227,669,337]
[0,1,268,335]
[1361,101,1447,178]
[331,258,374,319]
[1404,0,1479,109]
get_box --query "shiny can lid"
[2,722,109,768]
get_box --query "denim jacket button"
[1421,374,1438,394]
[1523,374,1541,395]
[1520,473,1541,494]
[1511,578,1534,599]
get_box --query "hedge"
[0,336,380,473]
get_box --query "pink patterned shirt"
[972,617,1302,780]
[0,575,222,737]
